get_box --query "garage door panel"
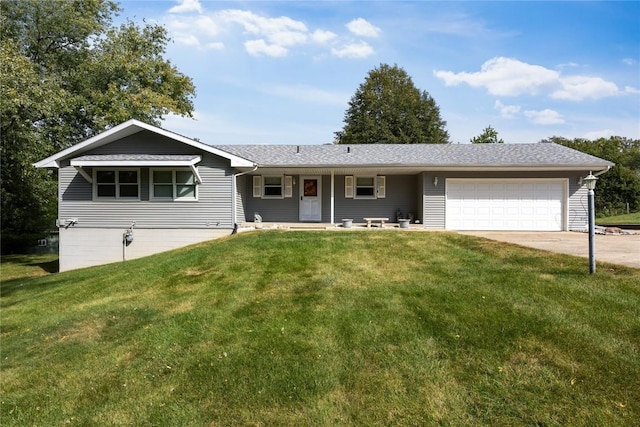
[446,180,564,231]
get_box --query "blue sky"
[118,0,640,145]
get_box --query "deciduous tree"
[0,0,196,247]
[545,136,640,215]
[471,125,504,144]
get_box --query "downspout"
[232,166,258,232]
[592,166,611,177]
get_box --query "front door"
[299,176,322,221]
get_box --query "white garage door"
[446,179,565,231]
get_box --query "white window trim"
[261,175,285,199]
[92,168,140,201]
[354,175,377,199]
[149,168,199,201]
[345,175,386,199]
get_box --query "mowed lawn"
[597,211,640,225]
[1,231,639,426]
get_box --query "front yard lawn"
[1,231,638,426]
[597,211,640,225]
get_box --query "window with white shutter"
[284,176,293,198]
[253,176,262,197]
[377,176,386,198]
[345,176,354,198]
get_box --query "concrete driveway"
[461,231,640,269]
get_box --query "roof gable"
[34,119,254,168]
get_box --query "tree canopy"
[0,0,196,245]
[545,136,640,215]
[334,64,449,145]
[471,125,504,144]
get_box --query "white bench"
[363,217,389,228]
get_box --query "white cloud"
[582,129,618,140]
[163,7,378,59]
[624,86,640,95]
[434,57,558,96]
[205,42,225,51]
[494,100,521,119]
[622,58,636,66]
[245,39,288,57]
[551,75,619,101]
[173,34,201,47]
[331,41,375,58]
[168,0,202,14]
[524,109,565,125]
[311,29,337,44]
[219,9,308,43]
[435,56,628,101]
[346,18,381,38]
[557,62,580,69]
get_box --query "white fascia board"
[34,119,255,168]
[34,119,145,168]
[70,156,202,167]
[423,165,613,172]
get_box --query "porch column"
[330,169,335,225]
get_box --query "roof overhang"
[236,165,613,176]
[70,154,205,184]
[34,119,255,168]
[70,155,202,167]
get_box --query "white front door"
[299,176,322,221]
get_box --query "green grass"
[1,231,639,426]
[0,253,58,281]
[597,211,640,225]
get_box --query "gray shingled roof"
[214,143,613,168]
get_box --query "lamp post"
[583,173,598,274]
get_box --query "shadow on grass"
[0,276,67,301]
[33,258,59,274]
[0,256,59,300]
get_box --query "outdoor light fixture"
[433,177,439,186]
[583,173,598,274]
[584,173,598,190]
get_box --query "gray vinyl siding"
[568,176,589,230]
[423,173,445,229]
[58,133,235,229]
[422,170,589,230]
[243,174,420,223]
[235,174,247,224]
[245,177,300,222]
[89,131,202,156]
[334,175,418,222]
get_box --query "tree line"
[1,1,638,253]
[1,0,195,251]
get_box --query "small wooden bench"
[363,217,389,228]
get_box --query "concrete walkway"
[461,231,640,269]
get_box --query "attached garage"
[446,179,566,231]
